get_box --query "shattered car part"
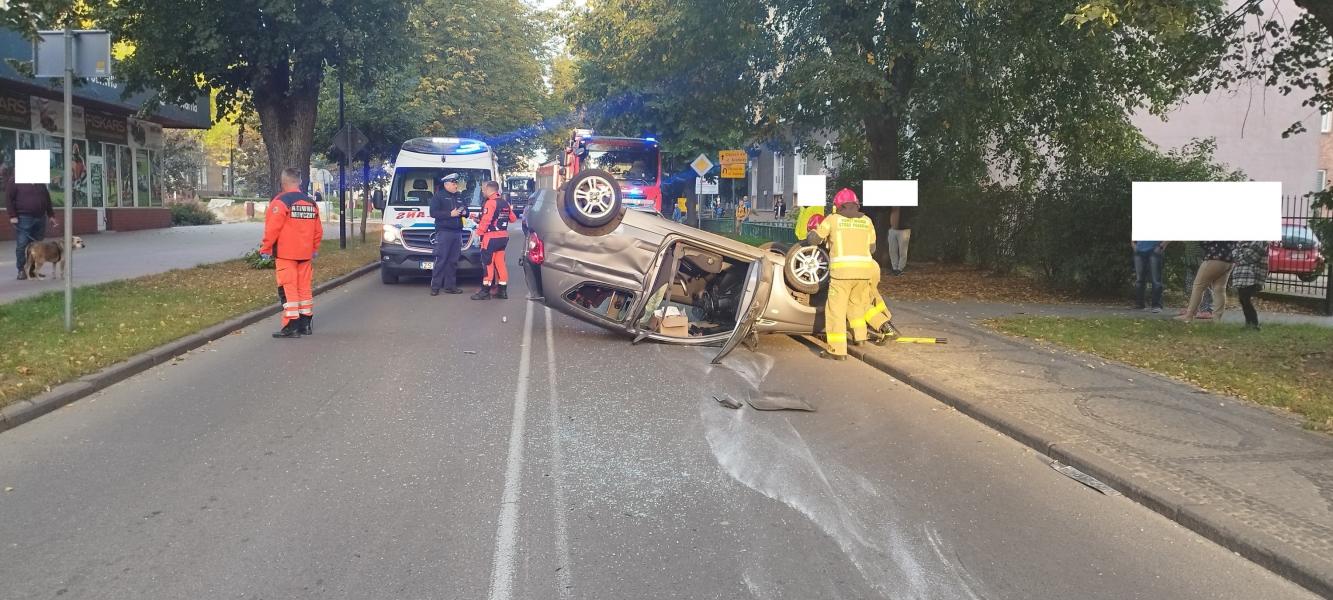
[744,393,816,412]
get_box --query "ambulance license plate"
[1292,252,1306,260]
[420,262,434,270]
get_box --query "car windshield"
[1282,225,1318,246]
[584,144,658,185]
[507,178,534,192]
[389,168,491,207]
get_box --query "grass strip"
[0,240,378,409]
[990,316,1333,431]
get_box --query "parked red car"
[1268,220,1326,282]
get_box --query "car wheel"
[758,241,790,254]
[561,169,623,229]
[784,243,828,294]
[1298,270,1321,283]
[380,266,399,284]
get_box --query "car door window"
[565,284,635,323]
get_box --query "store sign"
[0,89,29,130]
[127,117,163,150]
[84,108,128,145]
[30,96,86,138]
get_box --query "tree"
[566,0,771,167]
[763,0,1232,264]
[160,129,203,201]
[96,0,413,196]
[1065,0,1333,136]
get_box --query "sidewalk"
[0,223,350,305]
[898,299,1333,328]
[851,301,1333,596]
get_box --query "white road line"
[544,307,574,600]
[487,300,536,600]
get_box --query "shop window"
[71,139,88,207]
[135,148,150,207]
[105,145,119,208]
[0,128,15,202]
[120,147,133,206]
[564,284,635,323]
[149,150,162,206]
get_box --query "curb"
[0,262,379,434]
[847,336,1333,599]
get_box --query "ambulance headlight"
[382,226,402,244]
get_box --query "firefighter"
[260,167,323,338]
[472,181,517,300]
[808,188,876,360]
[428,173,467,296]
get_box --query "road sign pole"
[337,67,346,250]
[62,27,74,332]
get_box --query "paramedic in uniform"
[807,188,877,360]
[472,181,517,300]
[260,168,323,338]
[428,172,466,296]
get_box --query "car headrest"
[413,179,428,190]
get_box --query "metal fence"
[1267,196,1332,314]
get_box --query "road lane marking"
[544,307,574,599]
[487,300,535,600]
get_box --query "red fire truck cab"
[542,129,663,214]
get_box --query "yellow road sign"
[721,164,746,178]
[719,150,746,165]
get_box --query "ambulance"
[375,137,500,284]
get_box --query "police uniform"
[428,174,466,295]
[810,199,876,358]
[472,190,517,300]
[260,187,323,338]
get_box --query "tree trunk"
[864,0,917,265]
[252,62,323,198]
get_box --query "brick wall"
[106,208,172,232]
[0,209,99,241]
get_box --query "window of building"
[773,152,784,195]
[198,166,207,187]
[1318,169,1328,192]
[222,167,231,193]
[1322,112,1332,134]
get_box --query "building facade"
[0,27,210,240]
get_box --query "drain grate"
[1051,461,1122,496]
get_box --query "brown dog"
[24,237,85,280]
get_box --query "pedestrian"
[808,188,877,360]
[1131,239,1167,312]
[888,206,914,276]
[675,195,688,223]
[772,195,783,220]
[428,173,467,296]
[1178,241,1215,318]
[472,181,517,300]
[1175,241,1235,323]
[259,168,323,338]
[1230,240,1269,330]
[4,164,57,280]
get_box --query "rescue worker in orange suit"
[260,167,323,338]
[472,181,517,300]
[807,188,877,360]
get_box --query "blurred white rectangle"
[796,174,825,206]
[1131,182,1282,241]
[15,149,50,184]
[863,180,918,206]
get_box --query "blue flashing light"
[644,136,657,142]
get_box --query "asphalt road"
[0,240,1319,599]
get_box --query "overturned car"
[521,169,833,363]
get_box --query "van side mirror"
[372,189,385,211]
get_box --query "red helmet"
[833,188,859,208]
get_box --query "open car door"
[711,259,773,364]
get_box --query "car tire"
[561,169,623,229]
[1298,270,1321,283]
[758,241,790,254]
[380,266,399,284]
[784,243,829,294]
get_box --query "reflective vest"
[260,190,323,261]
[815,213,877,279]
[477,194,516,241]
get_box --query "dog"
[24,237,85,280]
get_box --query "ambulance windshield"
[388,168,492,207]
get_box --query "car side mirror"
[372,189,385,211]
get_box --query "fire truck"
[537,129,663,214]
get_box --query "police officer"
[428,173,466,296]
[260,168,323,338]
[472,181,517,300]
[808,188,876,360]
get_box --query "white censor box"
[862,180,918,207]
[796,175,826,206]
[15,149,51,184]
[1132,182,1282,241]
